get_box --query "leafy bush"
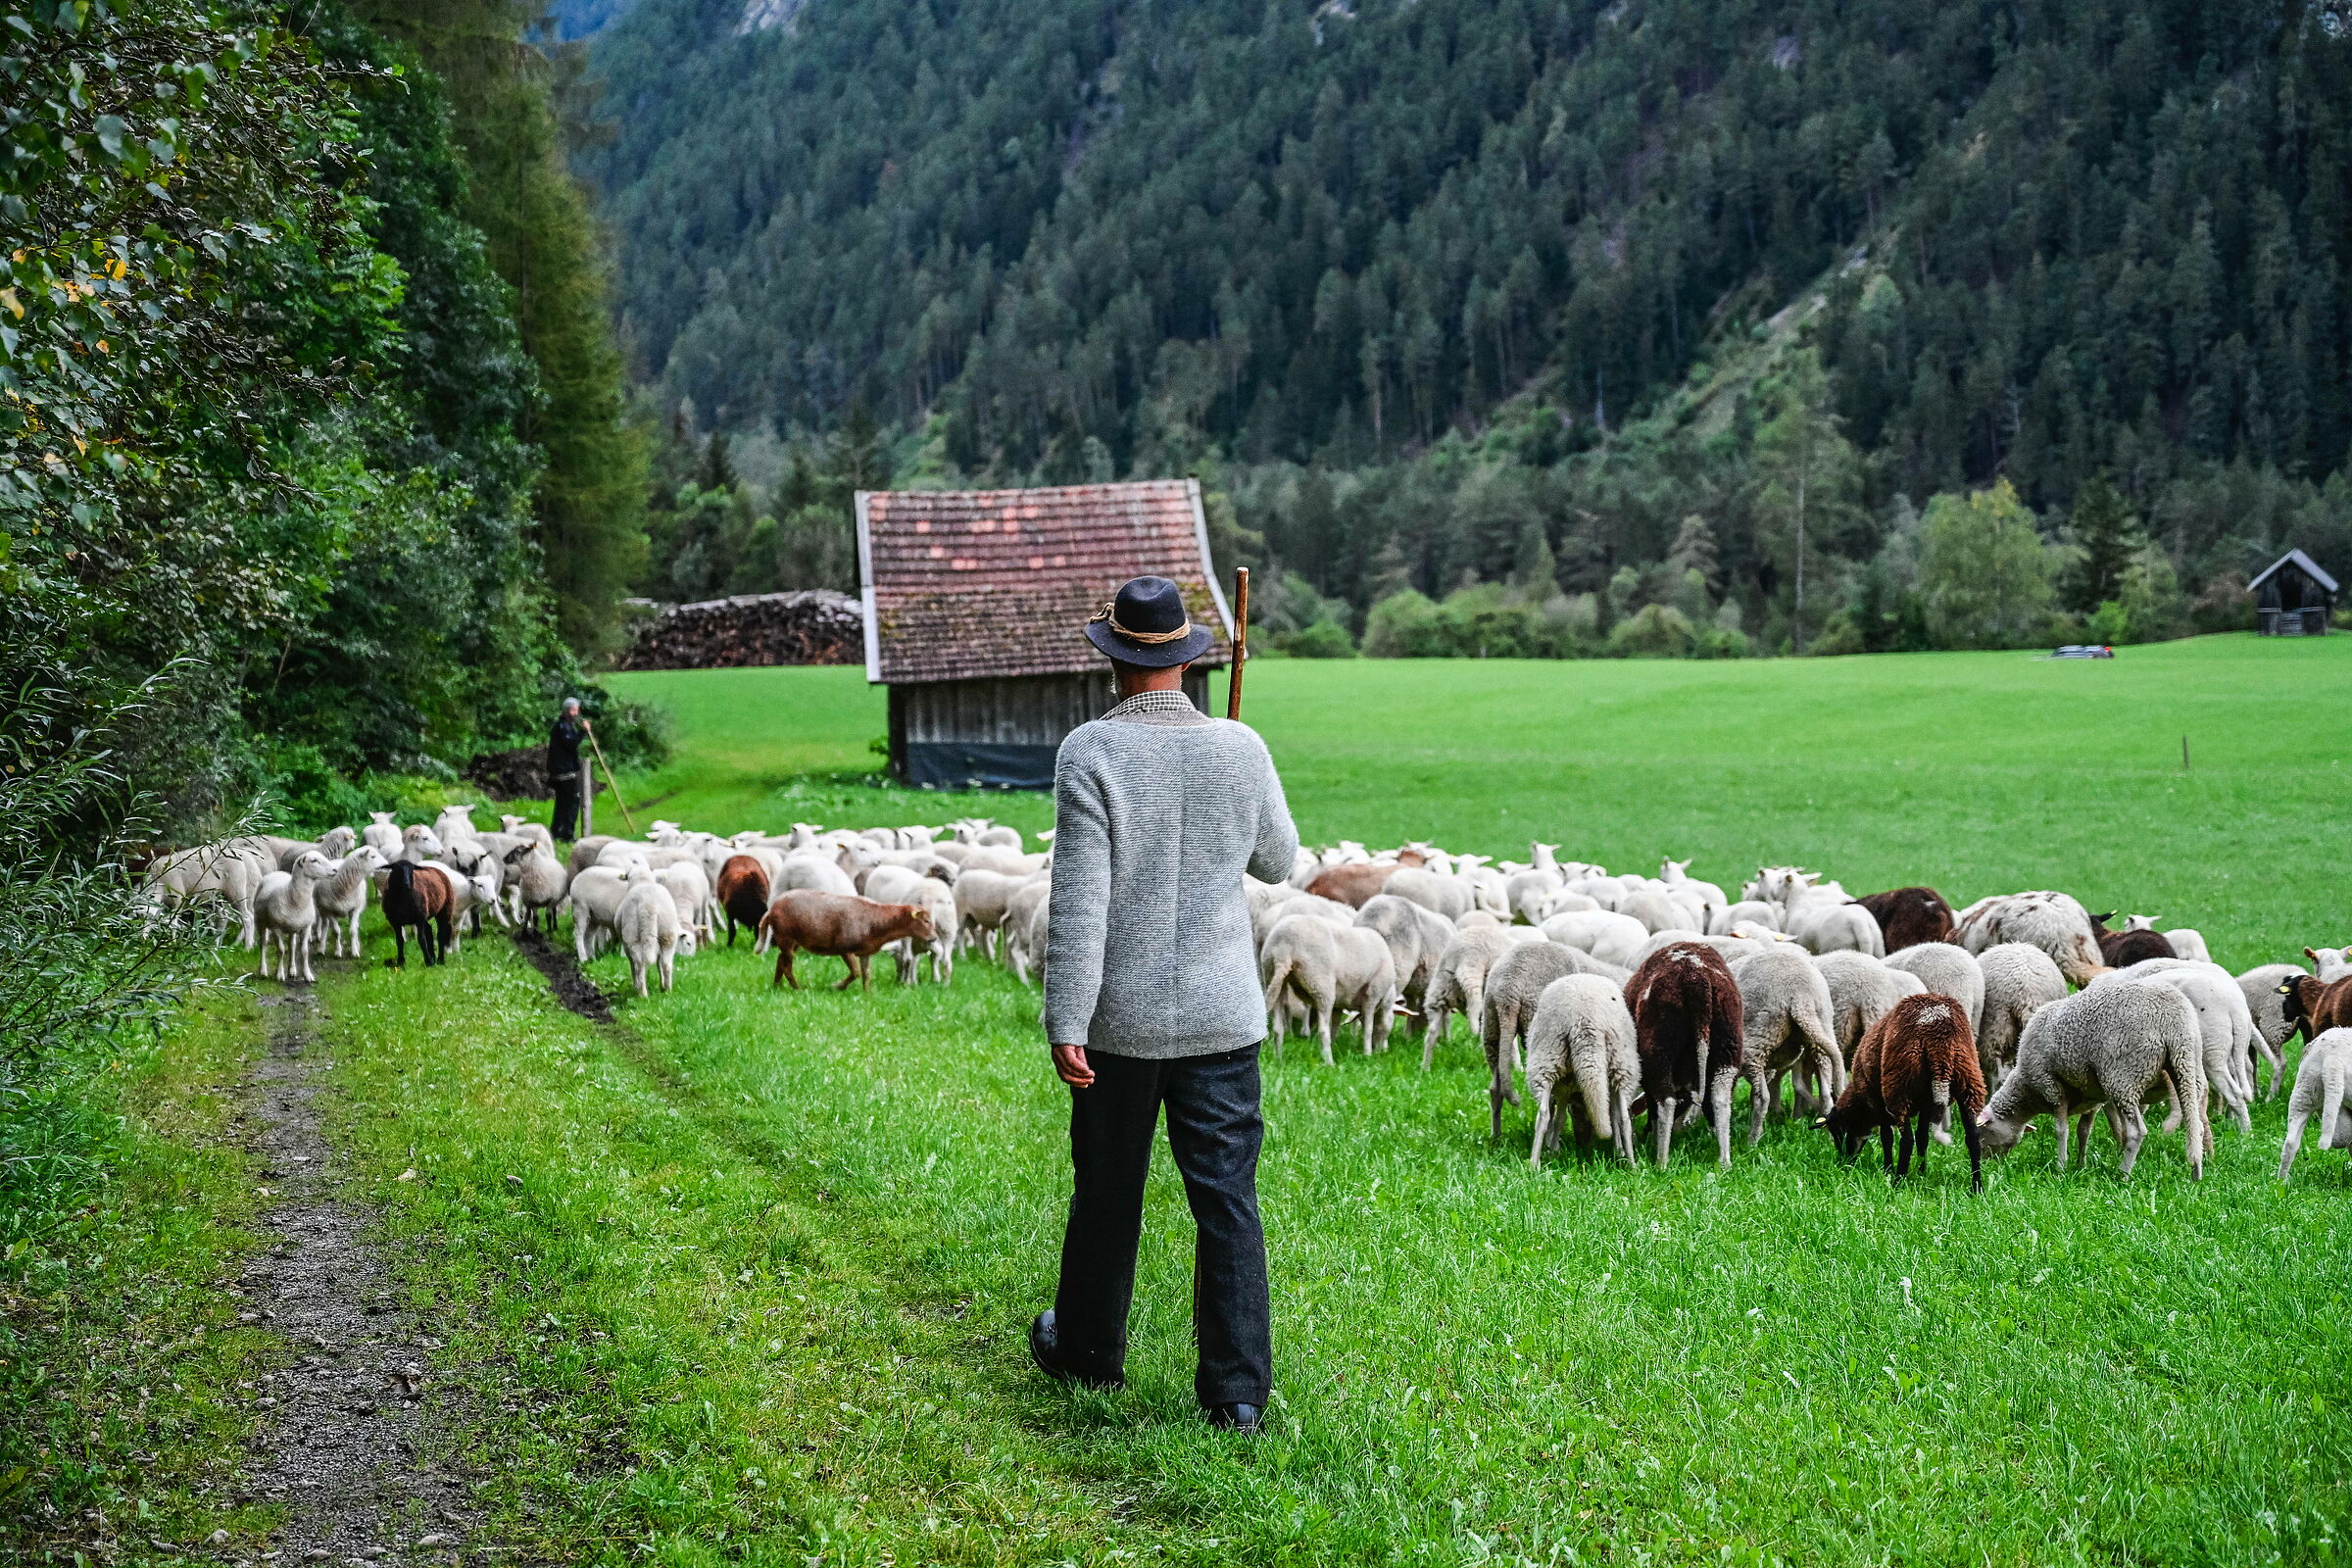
[1608,604,1696,659]
[1280,620,1358,659]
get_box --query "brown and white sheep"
[1819,992,1988,1191]
[1625,942,1745,1169]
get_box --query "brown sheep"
[715,855,770,947]
[381,860,454,969]
[1819,993,1989,1191]
[1625,942,1745,1168]
[2279,972,2352,1046]
[1853,887,1955,949]
[2095,926,2175,967]
[760,890,936,991]
[1304,862,1399,908]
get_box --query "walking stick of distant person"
[1226,567,1250,721]
[584,718,639,834]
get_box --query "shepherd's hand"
[1052,1043,1094,1089]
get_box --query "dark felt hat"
[1084,575,1215,667]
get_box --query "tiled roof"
[857,480,1234,684]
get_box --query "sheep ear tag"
[1811,1115,1831,1129]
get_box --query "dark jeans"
[1054,1043,1272,1407]
[551,773,581,842]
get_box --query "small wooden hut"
[2250,549,2337,636]
[856,480,1233,789]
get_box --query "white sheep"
[498,813,555,852]
[432,805,481,847]
[1885,943,1986,1040]
[142,840,270,947]
[255,852,335,983]
[1785,900,1886,958]
[1259,914,1397,1065]
[2307,946,2352,982]
[1540,909,1650,969]
[1709,899,1784,936]
[1479,941,1597,1135]
[1731,946,1843,1138]
[1618,886,1689,936]
[1952,891,2105,985]
[1421,926,1516,1068]
[864,865,957,984]
[952,867,1030,959]
[310,847,386,957]
[2089,963,2252,1140]
[2235,962,2304,1100]
[2278,1027,2352,1181]
[400,823,445,864]
[1974,942,2070,1084]
[1657,858,1728,928]
[658,859,715,947]
[777,850,858,898]
[1814,950,1927,1064]
[362,811,402,857]
[1974,979,2207,1180]
[501,841,571,933]
[567,865,636,962]
[615,880,684,997]
[2115,914,2210,963]
[1524,975,1640,1167]
[1356,894,1456,1033]
[1004,879,1053,985]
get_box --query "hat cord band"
[1089,600,1195,644]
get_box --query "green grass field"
[24,637,2352,1567]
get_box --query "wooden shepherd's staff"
[583,718,639,835]
[1226,566,1250,721]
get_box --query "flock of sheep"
[143,811,2352,1183]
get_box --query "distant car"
[2051,644,2115,659]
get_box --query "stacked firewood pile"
[617,590,864,671]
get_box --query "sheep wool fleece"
[1045,692,1300,1057]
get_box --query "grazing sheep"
[432,805,481,847]
[1259,914,1397,1065]
[615,881,684,997]
[2279,972,2352,1049]
[1730,946,1843,1139]
[760,890,936,991]
[1974,942,2069,1083]
[1953,892,2106,985]
[1785,900,1886,958]
[1820,994,1988,1191]
[1505,867,1564,925]
[1618,886,1690,937]
[2096,924,2176,967]
[1709,899,1785,936]
[1305,861,1400,908]
[1814,950,1928,1064]
[498,813,555,853]
[1540,889,1604,920]
[1004,878,1053,985]
[2278,1027,2352,1181]
[2116,915,2211,963]
[501,841,571,934]
[1541,909,1651,969]
[1657,858,1728,926]
[1885,943,1987,1041]
[714,855,771,947]
[1251,889,1357,949]
[658,859,714,947]
[1625,942,1745,1169]
[2090,963,2253,1139]
[1384,866,1472,922]
[566,835,617,880]
[380,860,455,968]
[1524,976,1641,1167]
[2236,962,2304,1099]
[1356,894,1456,1034]
[1852,886,1956,950]
[567,865,636,962]
[1480,941,1591,1135]
[310,847,386,957]
[255,852,335,983]
[1974,980,2207,1180]
[2307,946,2352,982]
[1422,926,1516,1067]
[951,867,1029,959]
[142,841,270,948]
[361,811,402,857]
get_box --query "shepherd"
[548,697,587,843]
[1029,575,1298,1435]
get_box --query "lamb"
[432,805,481,847]
[379,860,455,968]
[2277,1027,2352,1181]
[399,824,445,864]
[1505,866,1564,925]
[566,865,636,962]
[1626,942,1745,1168]
[2116,914,2210,963]
[362,811,402,857]
[1820,994,1988,1191]
[1885,943,1986,1041]
[760,890,936,991]
[498,813,555,853]
[614,880,685,997]
[860,867,956,985]
[1356,894,1456,1033]
[1259,914,1398,1064]
[255,852,335,983]
[1814,950,1928,1064]
[2236,962,2304,1099]
[2089,962,2253,1139]
[1974,942,2069,1083]
[2095,923,2176,967]
[2307,946,2352,982]
[1973,979,2208,1180]
[500,841,571,933]
[1540,909,1650,969]
[1523,976,1641,1167]
[1383,866,1472,922]
[657,859,714,947]
[142,840,270,947]
[2278,972,2352,1047]
[1656,858,1728,929]
[1852,886,1956,950]
[309,847,386,957]
[776,851,859,898]
[1479,941,1592,1134]
[1708,899,1785,936]
[1952,891,2106,984]
[566,835,617,880]
[1004,878,1053,984]
[1304,861,1400,908]
[951,867,1028,958]
[713,855,771,946]
[1421,926,1516,1067]
[1730,946,1843,1139]
[1784,900,1886,958]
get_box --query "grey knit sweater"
[1043,691,1300,1057]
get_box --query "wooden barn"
[2250,549,2337,636]
[856,480,1234,789]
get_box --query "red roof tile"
[857,480,1233,684]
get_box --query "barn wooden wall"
[888,669,1213,788]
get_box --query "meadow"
[21,637,2352,1567]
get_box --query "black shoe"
[1029,1310,1121,1389]
[1206,1401,1263,1434]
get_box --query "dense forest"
[582,0,2352,655]
[0,0,651,1225]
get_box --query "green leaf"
[92,112,124,159]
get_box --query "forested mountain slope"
[582,0,2352,648]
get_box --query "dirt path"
[237,991,474,1563]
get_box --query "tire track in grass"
[240,989,476,1564]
